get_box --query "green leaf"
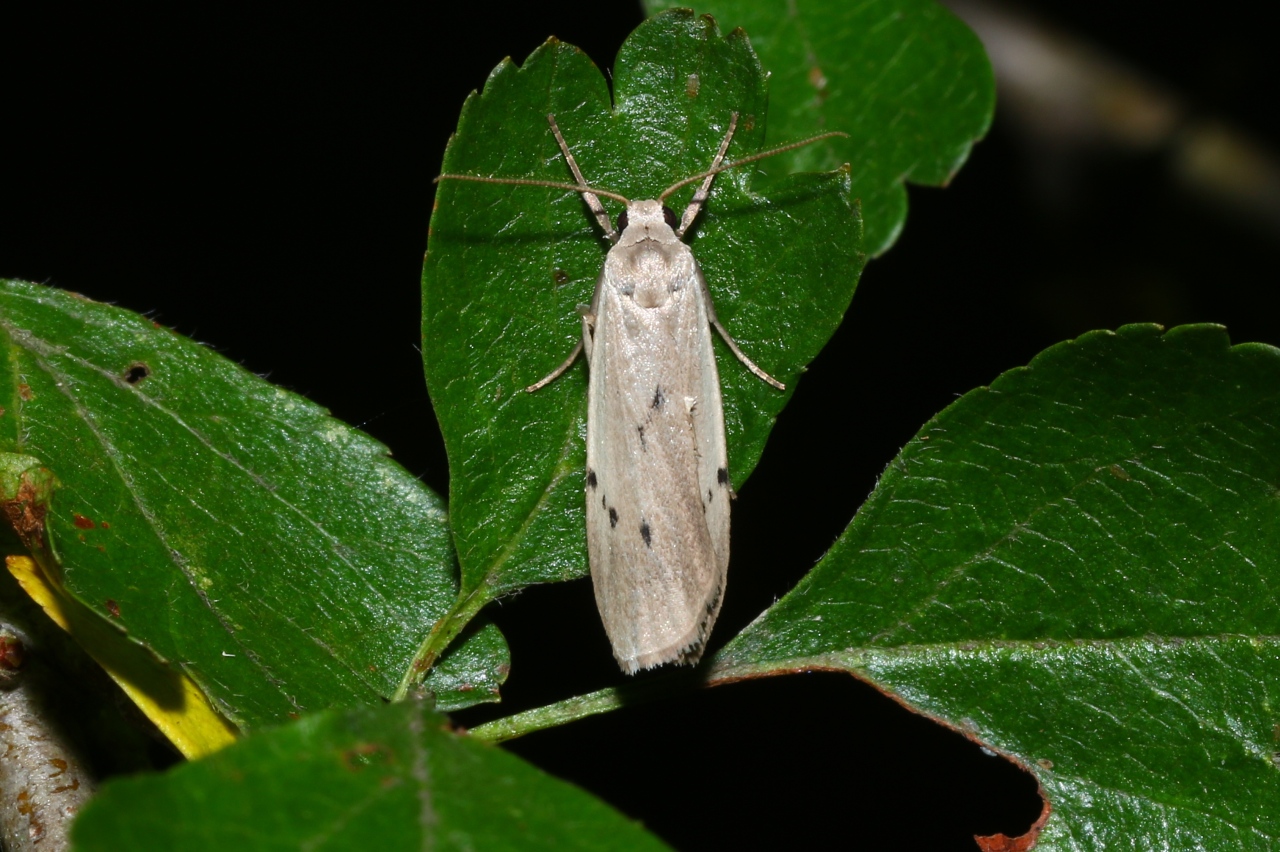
[69,699,670,852]
[0,279,506,728]
[421,10,861,650]
[644,0,995,257]
[708,324,1280,848]
[424,620,508,712]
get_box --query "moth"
[438,113,843,673]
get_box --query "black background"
[4,2,1278,848]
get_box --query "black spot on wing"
[586,469,598,489]
[717,467,729,486]
[608,507,618,528]
[640,520,652,548]
[636,424,646,449]
[651,386,665,410]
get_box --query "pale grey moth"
[437,113,843,673]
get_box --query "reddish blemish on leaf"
[340,742,395,771]
[808,65,829,103]
[2,479,48,550]
[105,600,121,618]
[73,513,95,530]
[17,384,33,401]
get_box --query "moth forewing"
[586,214,730,671]
[434,113,844,673]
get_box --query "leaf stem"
[468,668,705,743]
[393,587,493,702]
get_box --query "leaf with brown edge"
[709,324,1280,849]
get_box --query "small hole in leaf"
[124,362,151,384]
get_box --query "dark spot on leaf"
[73,513,95,530]
[608,507,618,528]
[17,384,33,401]
[553,268,570,285]
[105,599,121,618]
[123,362,151,384]
[1109,464,1131,481]
[640,521,651,548]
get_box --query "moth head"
[615,200,679,235]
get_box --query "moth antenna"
[674,112,740,237]
[659,128,848,202]
[434,173,631,208]
[547,115,618,240]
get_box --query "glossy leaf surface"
[711,324,1280,849]
[422,10,861,620]
[0,279,505,729]
[646,0,995,256]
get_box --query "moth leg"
[675,112,739,238]
[547,114,616,241]
[699,271,786,391]
[577,303,598,361]
[526,339,584,392]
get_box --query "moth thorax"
[620,242,685,308]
